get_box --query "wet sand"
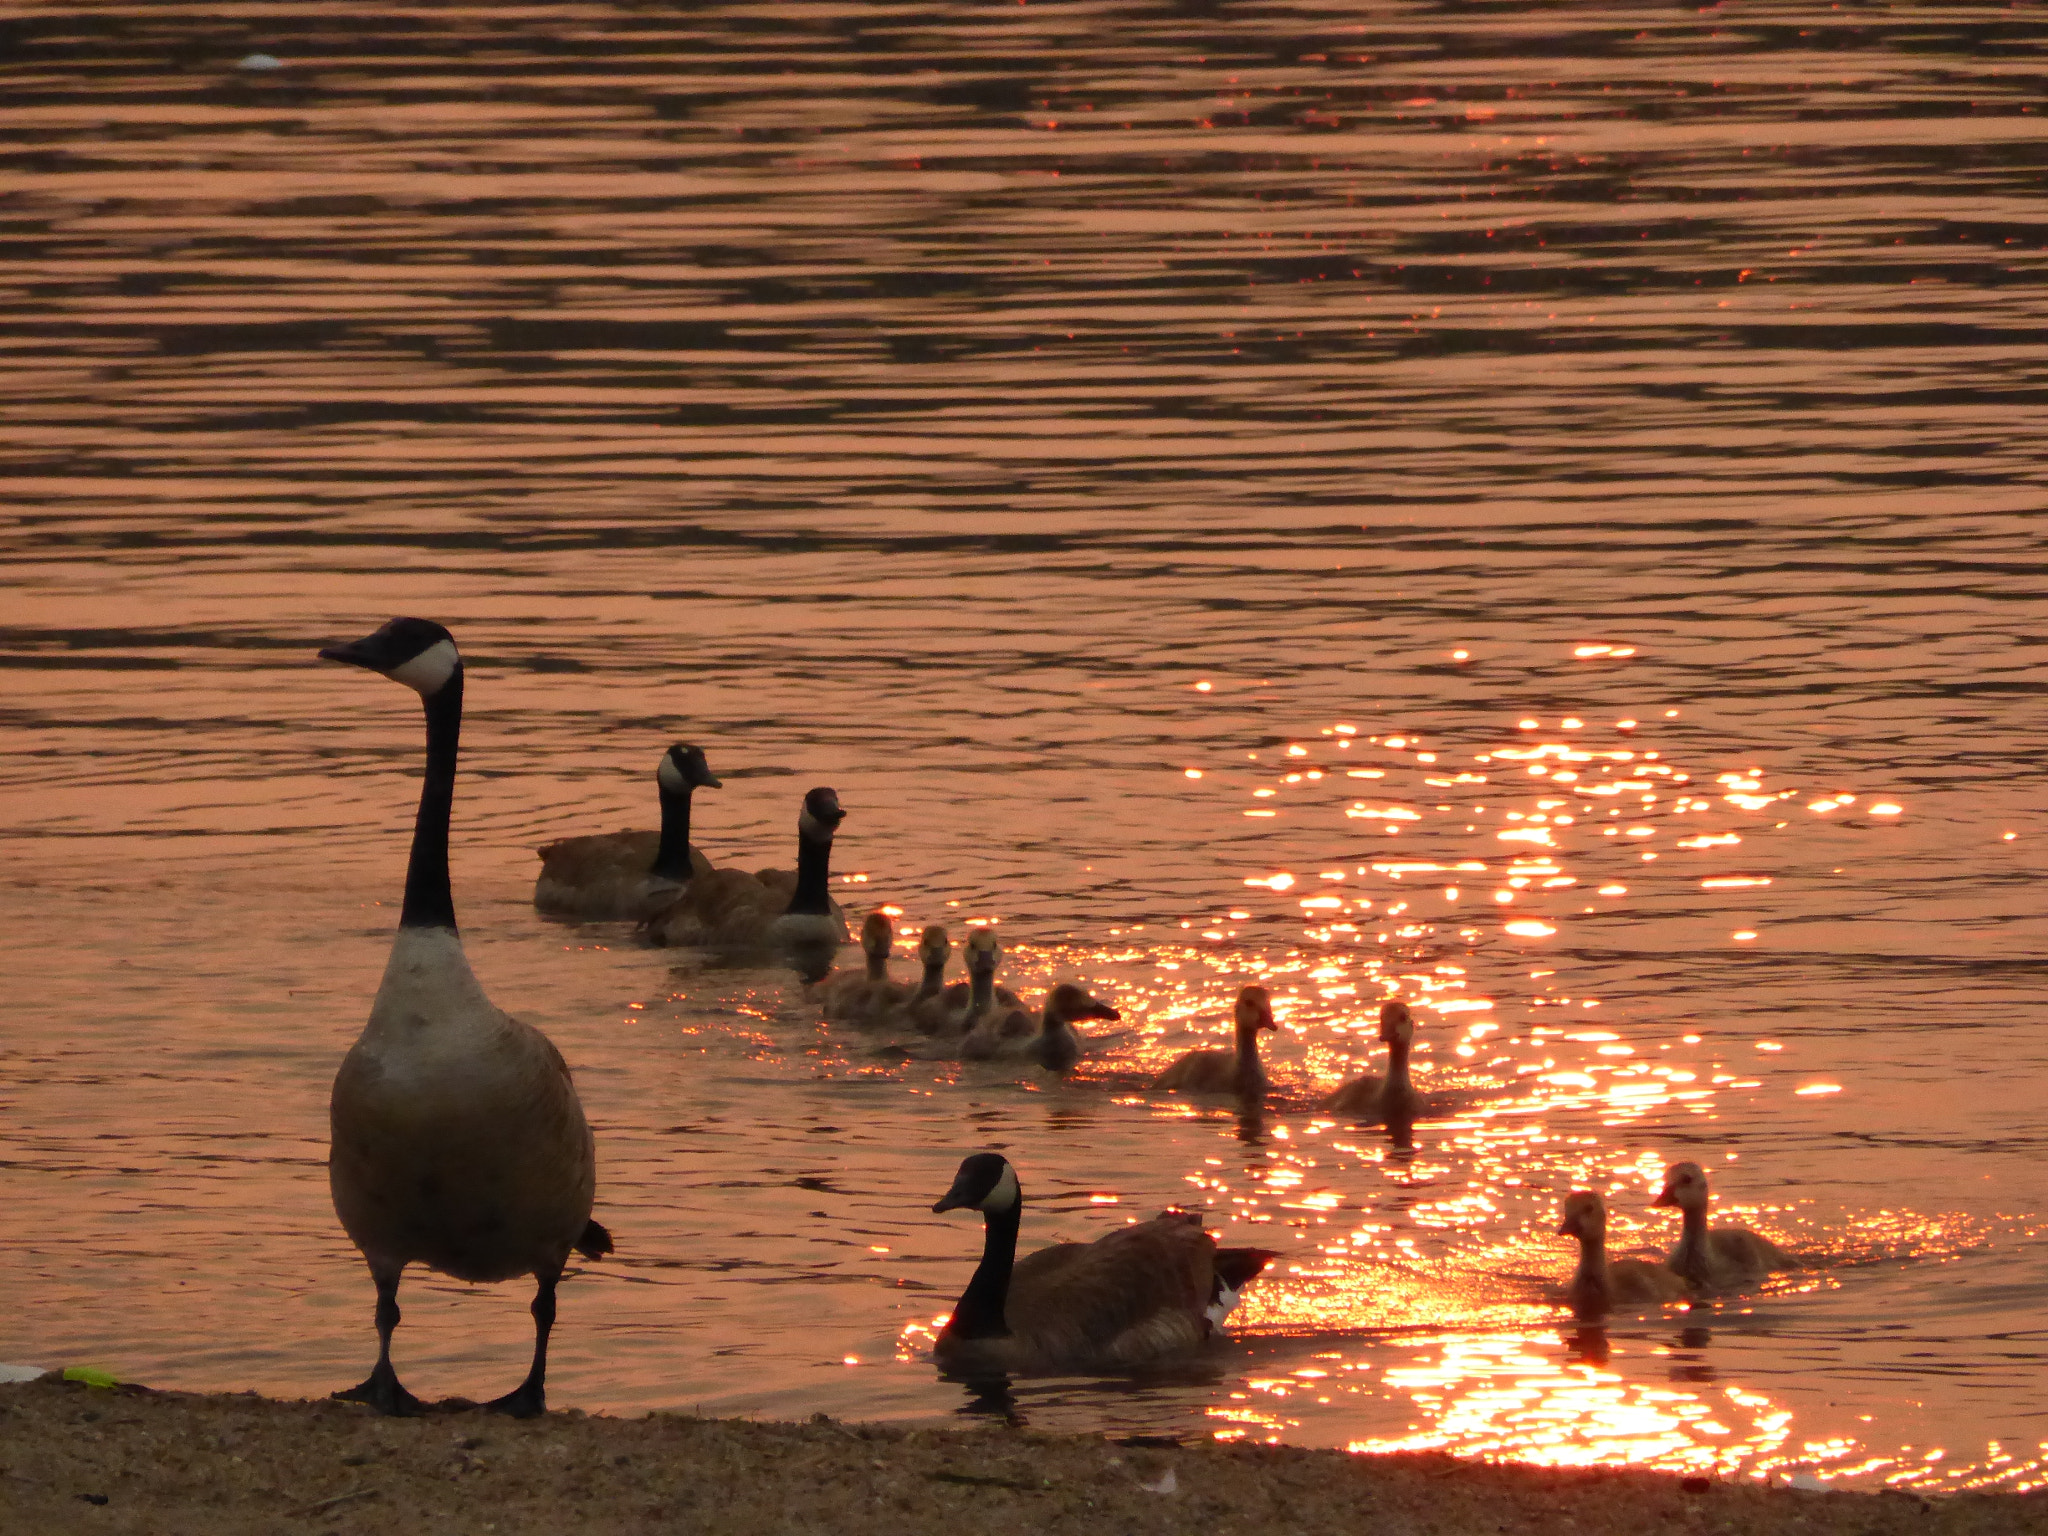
[1,1377,2039,1536]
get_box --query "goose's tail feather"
[577,1219,615,1260]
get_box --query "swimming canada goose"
[1654,1161,1793,1288]
[532,743,722,920]
[862,924,954,1032]
[929,1152,1276,1374]
[319,618,611,1418]
[1153,985,1277,1097]
[811,910,904,1021]
[1321,1000,1419,1121]
[947,927,1029,1043]
[643,786,849,965]
[1555,1189,1689,1319]
[961,981,1121,1071]
[891,923,954,1029]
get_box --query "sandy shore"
[1,1376,2040,1535]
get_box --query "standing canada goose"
[1653,1161,1793,1288]
[644,787,849,966]
[319,618,611,1419]
[962,981,1121,1071]
[929,1152,1275,1374]
[1153,985,1277,1097]
[811,910,902,1021]
[1321,1001,1419,1121]
[1555,1190,1689,1319]
[533,743,722,920]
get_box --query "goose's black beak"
[318,637,380,669]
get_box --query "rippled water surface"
[4,0,2047,1494]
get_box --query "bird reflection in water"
[1234,1100,1265,1145]
[951,1372,1024,1425]
[1565,1323,1610,1367]
[1668,1325,1717,1384]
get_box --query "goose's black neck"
[786,827,835,914]
[652,785,696,881]
[401,668,462,931]
[948,1199,1021,1340]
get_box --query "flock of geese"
[319,616,1796,1419]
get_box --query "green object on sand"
[62,1367,119,1389]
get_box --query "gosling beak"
[1652,1186,1678,1208]
[1257,1015,1278,1033]
[1081,999,1121,1022]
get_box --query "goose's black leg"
[335,1262,424,1416]
[485,1269,559,1419]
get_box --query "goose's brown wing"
[534,830,654,917]
[1154,1047,1233,1091]
[536,828,652,876]
[1707,1226,1792,1275]
[1321,1071,1384,1116]
[1005,1214,1214,1366]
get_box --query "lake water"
[3,0,2045,1494]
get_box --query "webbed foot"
[333,1369,425,1417]
[483,1380,545,1419]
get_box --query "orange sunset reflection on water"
[842,687,2040,1490]
[6,0,2048,1497]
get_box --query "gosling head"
[657,742,722,794]
[798,786,846,841]
[1378,999,1415,1045]
[933,1151,1020,1215]
[1045,982,1120,1027]
[1557,1189,1608,1243]
[318,617,460,696]
[964,926,1001,975]
[1234,985,1277,1035]
[1653,1160,1710,1213]
[859,909,895,960]
[917,924,951,969]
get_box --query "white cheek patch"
[657,755,686,793]
[1205,1281,1242,1329]
[387,637,459,695]
[798,808,836,841]
[980,1163,1020,1212]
